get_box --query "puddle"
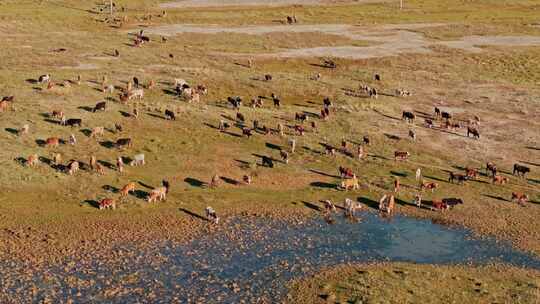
[1,211,539,302]
[144,23,540,59]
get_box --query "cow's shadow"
[184,177,206,188]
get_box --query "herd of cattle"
[0,57,535,224]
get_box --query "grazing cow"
[93,101,106,112]
[513,164,530,178]
[378,194,395,214]
[242,128,252,138]
[262,156,274,168]
[294,125,305,136]
[339,166,354,179]
[344,198,361,217]
[434,107,441,118]
[147,187,167,203]
[210,174,220,188]
[165,109,176,120]
[205,207,219,224]
[264,74,272,81]
[511,192,528,205]
[51,110,64,119]
[243,175,252,185]
[449,172,468,184]
[280,150,289,164]
[116,157,124,173]
[1,95,14,102]
[94,162,104,175]
[218,120,230,132]
[120,182,136,197]
[425,118,434,128]
[90,126,104,138]
[323,200,336,213]
[38,74,50,83]
[363,136,370,146]
[45,137,60,148]
[189,92,200,103]
[68,134,76,145]
[431,200,449,211]
[492,175,509,185]
[441,111,452,120]
[465,168,479,180]
[486,162,497,177]
[196,85,208,95]
[416,168,422,181]
[114,123,123,133]
[272,94,281,108]
[63,118,82,127]
[67,160,79,175]
[130,154,145,166]
[394,151,410,161]
[442,198,464,208]
[99,198,116,210]
[340,175,359,190]
[295,112,308,123]
[0,100,9,112]
[323,59,336,68]
[323,97,332,108]
[402,111,415,123]
[357,145,364,159]
[228,96,242,109]
[467,127,480,139]
[421,182,438,192]
[368,87,378,99]
[408,129,416,141]
[26,154,38,167]
[413,193,422,207]
[326,146,336,156]
[128,89,144,100]
[236,112,245,123]
[116,138,132,149]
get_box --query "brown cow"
[394,151,410,161]
[45,137,60,148]
[99,198,116,210]
[379,194,395,214]
[511,192,528,205]
[431,200,449,211]
[492,175,509,185]
[90,126,104,138]
[26,154,39,167]
[421,182,438,192]
[465,168,479,180]
[0,100,9,112]
[147,187,167,203]
[120,182,136,197]
[340,175,359,190]
[449,172,468,184]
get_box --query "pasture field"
[0,0,539,302]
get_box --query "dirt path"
[160,0,383,8]
[145,23,540,59]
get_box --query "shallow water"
[2,211,540,303]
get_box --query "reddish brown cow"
[492,175,509,185]
[45,137,60,148]
[394,151,410,161]
[99,198,116,210]
[120,182,136,197]
[431,200,449,211]
[511,192,528,205]
[421,182,438,192]
[465,168,479,180]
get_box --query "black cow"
[467,127,480,139]
[228,96,242,109]
[363,136,370,145]
[64,118,82,127]
[116,138,132,148]
[441,112,452,120]
[402,111,416,123]
[93,101,106,112]
[513,164,530,178]
[236,112,245,123]
[165,109,176,120]
[449,172,468,184]
[242,128,252,138]
[264,74,272,81]
[295,113,308,122]
[323,97,332,108]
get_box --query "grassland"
[0,0,538,276]
[287,262,540,303]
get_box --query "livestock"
[38,74,50,83]
[280,151,289,164]
[295,112,308,123]
[513,164,530,178]
[116,138,132,149]
[51,110,64,119]
[511,192,529,205]
[394,151,410,161]
[62,118,82,127]
[434,107,441,118]
[218,120,230,132]
[402,111,415,123]
[344,198,361,217]
[147,187,167,203]
[431,200,449,211]
[130,154,145,166]
[93,101,106,112]
[323,59,336,68]
[340,175,359,190]
[243,175,252,185]
[1,95,14,102]
[264,74,272,81]
[379,194,395,214]
[164,109,176,120]
[68,134,76,145]
[413,194,422,207]
[323,97,332,108]
[242,128,252,138]
[323,200,336,213]
[442,198,464,208]
[90,127,104,138]
[205,207,219,224]
[189,92,200,103]
[492,175,509,185]
[174,78,187,88]
[0,100,9,112]
[228,96,242,109]
[196,85,208,95]
[449,172,468,184]
[19,124,29,136]
[486,162,497,177]
[26,154,39,167]
[363,136,370,145]
[294,125,305,136]
[53,153,62,165]
[99,198,116,210]
[210,174,220,188]
[408,129,416,141]
[133,77,140,88]
[272,94,281,107]
[289,138,296,153]
[441,111,452,120]
[467,127,480,139]
[465,168,479,180]
[236,112,245,123]
[120,182,136,197]
[425,118,433,128]
[116,157,124,173]
[339,166,354,179]
[421,182,438,192]
[67,160,79,175]
[45,137,60,148]
[128,88,144,100]
[262,156,274,168]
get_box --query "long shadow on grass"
[220,176,239,185]
[310,181,336,189]
[5,128,19,135]
[308,169,340,179]
[423,175,447,183]
[83,200,99,209]
[179,208,210,222]
[301,201,322,212]
[483,194,510,202]
[102,185,119,193]
[357,196,379,210]
[265,142,281,150]
[184,177,206,188]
